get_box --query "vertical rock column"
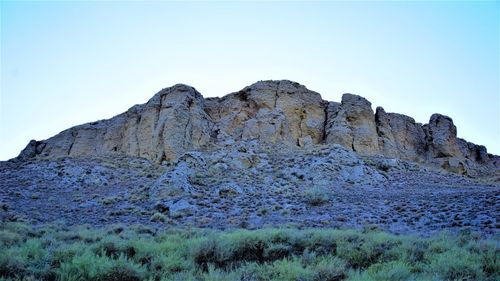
[325,94,379,155]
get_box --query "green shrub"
[203,264,240,281]
[51,242,87,268]
[266,258,314,281]
[303,229,339,255]
[303,186,331,206]
[217,230,267,265]
[427,248,484,280]
[366,261,412,281]
[62,225,103,243]
[478,241,500,278]
[102,256,146,281]
[192,236,219,271]
[0,222,497,281]
[0,249,26,279]
[58,252,145,281]
[150,212,167,223]
[0,230,22,247]
[151,251,189,274]
[263,243,292,261]
[313,255,347,281]
[429,249,484,280]
[57,251,113,281]
[336,230,402,269]
[91,235,137,259]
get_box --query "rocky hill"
[16,80,500,177]
[2,80,499,236]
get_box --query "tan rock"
[206,80,326,146]
[16,80,499,177]
[440,157,467,175]
[375,107,426,161]
[325,102,353,149]
[457,138,488,163]
[25,84,213,163]
[423,114,463,159]
[325,94,379,154]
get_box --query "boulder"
[439,157,468,175]
[167,199,195,218]
[18,140,46,161]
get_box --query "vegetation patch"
[303,186,331,206]
[0,222,498,280]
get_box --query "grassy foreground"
[0,223,498,281]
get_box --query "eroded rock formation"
[205,80,326,147]
[325,94,379,154]
[20,84,213,163]
[375,107,427,161]
[17,80,499,176]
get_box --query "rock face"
[375,107,427,161]
[22,84,213,163]
[205,80,326,146]
[325,94,379,154]
[424,114,463,159]
[17,80,499,176]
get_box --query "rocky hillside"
[17,80,499,177]
[2,143,499,236]
[3,80,499,236]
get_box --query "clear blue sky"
[1,1,499,160]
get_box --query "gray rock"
[18,140,46,161]
[216,182,243,197]
[167,199,195,218]
[150,161,195,199]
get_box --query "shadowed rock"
[375,107,426,161]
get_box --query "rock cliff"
[17,80,499,176]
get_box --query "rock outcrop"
[205,80,326,146]
[423,114,463,159]
[325,94,379,154]
[375,107,427,162]
[21,84,213,163]
[17,80,499,177]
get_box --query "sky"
[1,1,499,160]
